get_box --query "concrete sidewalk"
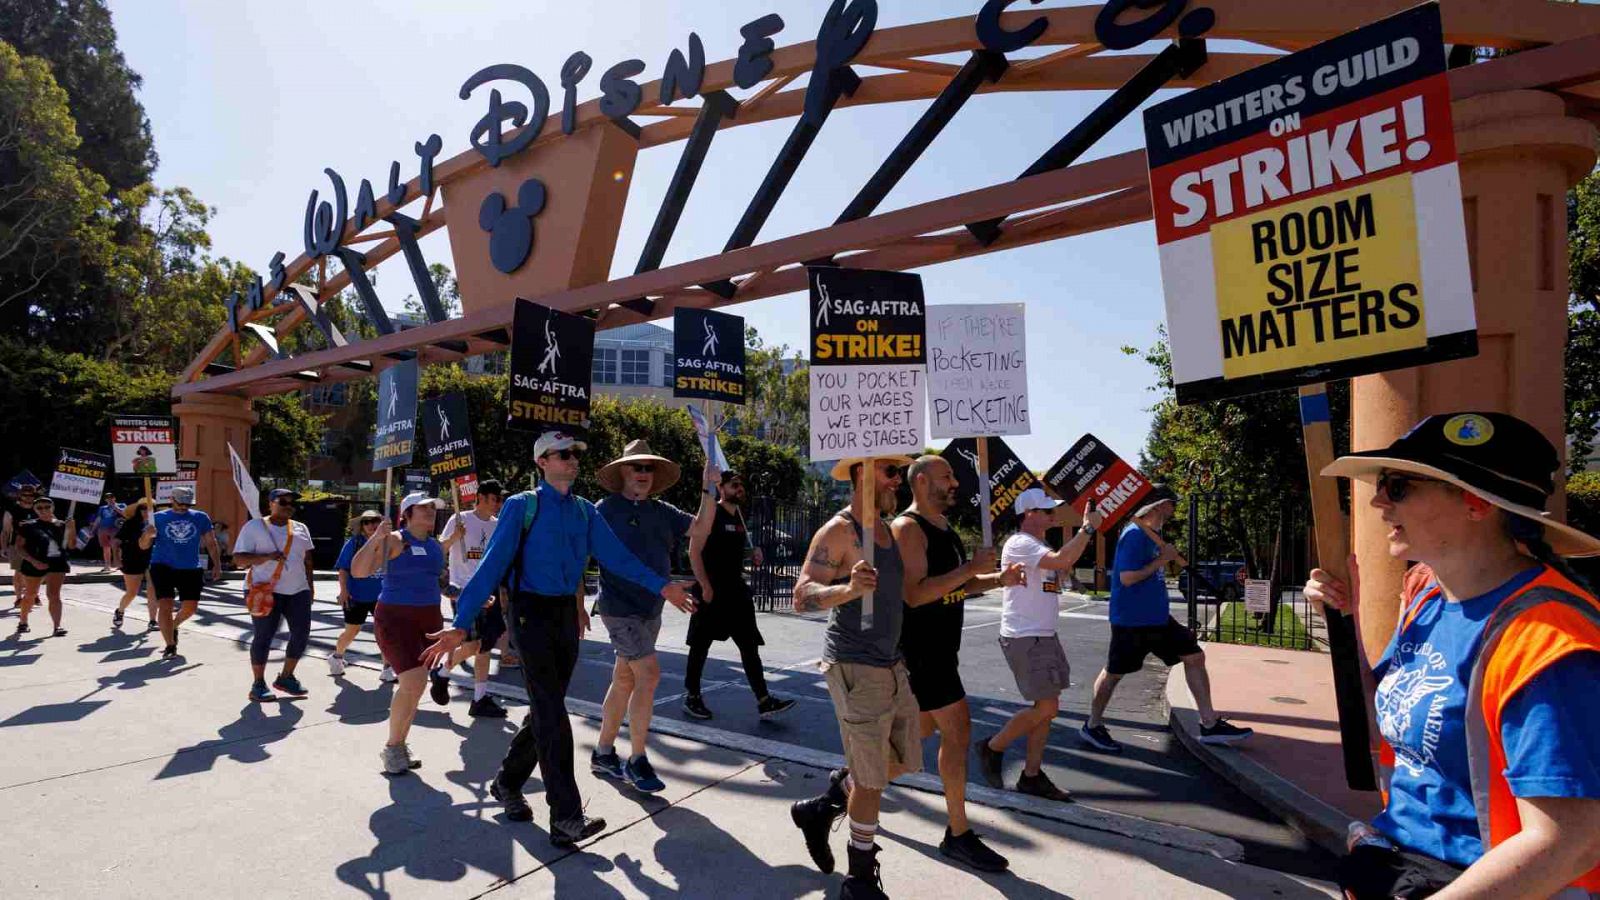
[0,590,1338,898]
[1166,643,1383,856]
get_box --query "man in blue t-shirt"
[140,486,221,658]
[1080,485,1252,753]
[94,492,125,573]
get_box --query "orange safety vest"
[1374,564,1600,895]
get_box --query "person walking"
[112,498,158,630]
[436,479,508,718]
[589,440,714,794]
[232,489,316,703]
[140,486,222,658]
[3,483,39,608]
[352,491,448,775]
[790,455,918,900]
[891,455,1023,872]
[13,495,75,637]
[330,510,387,679]
[1304,412,1600,898]
[1080,485,1251,752]
[94,491,125,573]
[973,488,1102,800]
[420,431,695,847]
[682,469,797,722]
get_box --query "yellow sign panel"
[1211,175,1426,380]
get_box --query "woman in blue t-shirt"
[1307,413,1600,898]
[329,509,386,680]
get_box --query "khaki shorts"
[602,614,662,661]
[821,660,922,791]
[999,635,1070,701]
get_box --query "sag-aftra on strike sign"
[1146,3,1475,404]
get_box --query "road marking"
[962,618,1001,631]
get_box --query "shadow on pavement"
[155,701,305,779]
[610,804,820,899]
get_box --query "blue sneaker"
[591,749,625,780]
[623,755,666,794]
[249,681,277,703]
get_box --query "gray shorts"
[999,635,1070,701]
[602,614,662,661]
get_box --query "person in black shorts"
[682,470,796,721]
[13,495,75,637]
[141,486,222,658]
[1081,486,1252,752]
[890,455,1023,873]
[113,499,158,630]
[3,483,40,609]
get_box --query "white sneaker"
[379,665,397,683]
[327,654,347,677]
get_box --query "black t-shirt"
[6,501,34,532]
[900,512,968,662]
[117,512,150,569]
[701,504,749,591]
[17,518,67,563]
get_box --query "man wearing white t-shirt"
[232,489,316,703]
[436,480,507,718]
[974,488,1103,801]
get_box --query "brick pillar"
[1349,90,1596,661]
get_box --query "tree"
[399,262,461,321]
[1123,328,1349,577]
[0,40,112,323]
[1567,171,1600,471]
[0,0,156,192]
[252,393,326,481]
[737,325,809,450]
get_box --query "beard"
[875,488,898,516]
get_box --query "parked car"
[1178,559,1248,602]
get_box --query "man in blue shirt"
[1080,485,1252,753]
[589,439,715,794]
[422,431,694,846]
[94,491,125,573]
[140,486,222,659]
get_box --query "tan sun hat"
[829,455,916,482]
[597,439,682,496]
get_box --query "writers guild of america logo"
[164,520,196,543]
[537,318,561,376]
[1375,643,1454,778]
[702,318,719,356]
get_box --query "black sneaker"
[429,669,451,706]
[1016,770,1073,803]
[757,694,797,720]
[1079,723,1123,753]
[160,643,176,658]
[490,778,533,821]
[939,827,1009,872]
[14,622,28,636]
[249,681,277,703]
[549,813,606,847]
[682,693,713,720]
[468,695,507,718]
[272,674,308,699]
[148,618,160,632]
[112,609,124,627]
[51,627,67,637]
[790,769,848,874]
[840,844,888,900]
[1200,718,1254,745]
[591,749,625,780]
[973,736,1004,788]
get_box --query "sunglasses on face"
[362,520,380,527]
[543,449,581,461]
[627,464,654,474]
[1376,472,1442,503]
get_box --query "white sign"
[926,303,1029,439]
[228,443,262,518]
[808,267,928,461]
[154,462,199,503]
[1244,578,1273,614]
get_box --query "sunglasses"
[543,449,581,461]
[1376,472,1443,503]
[627,464,654,474]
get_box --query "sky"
[106,0,1213,471]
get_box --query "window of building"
[307,382,347,407]
[593,348,618,385]
[661,353,672,388]
[620,348,650,385]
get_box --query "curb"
[1165,662,1354,857]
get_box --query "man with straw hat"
[589,439,717,795]
[790,455,917,900]
[1304,412,1600,898]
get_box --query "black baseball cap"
[267,489,300,503]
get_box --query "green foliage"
[1567,172,1600,472]
[721,434,807,504]
[252,393,326,481]
[400,263,461,321]
[1213,601,1311,649]
[738,325,808,450]
[1566,470,1600,534]
[0,0,156,191]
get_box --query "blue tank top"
[380,531,444,607]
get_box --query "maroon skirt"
[373,603,443,674]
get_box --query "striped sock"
[848,817,877,852]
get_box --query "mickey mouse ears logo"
[1443,414,1494,447]
[480,178,548,274]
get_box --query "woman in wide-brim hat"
[597,440,681,496]
[1304,412,1600,899]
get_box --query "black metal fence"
[743,497,838,612]
[1181,489,1320,651]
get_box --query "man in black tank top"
[892,455,1023,874]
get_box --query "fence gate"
[1181,485,1318,652]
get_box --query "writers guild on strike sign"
[808,267,927,460]
[1144,4,1475,403]
[1044,435,1152,532]
[509,299,594,433]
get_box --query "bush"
[1567,471,1600,536]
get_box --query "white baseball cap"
[534,431,588,458]
[1014,487,1063,516]
[398,492,445,516]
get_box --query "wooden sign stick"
[859,458,875,630]
[1298,382,1377,791]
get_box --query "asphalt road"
[24,573,1336,881]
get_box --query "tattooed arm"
[791,516,876,613]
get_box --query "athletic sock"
[473,681,489,701]
[597,742,615,758]
[848,818,877,852]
